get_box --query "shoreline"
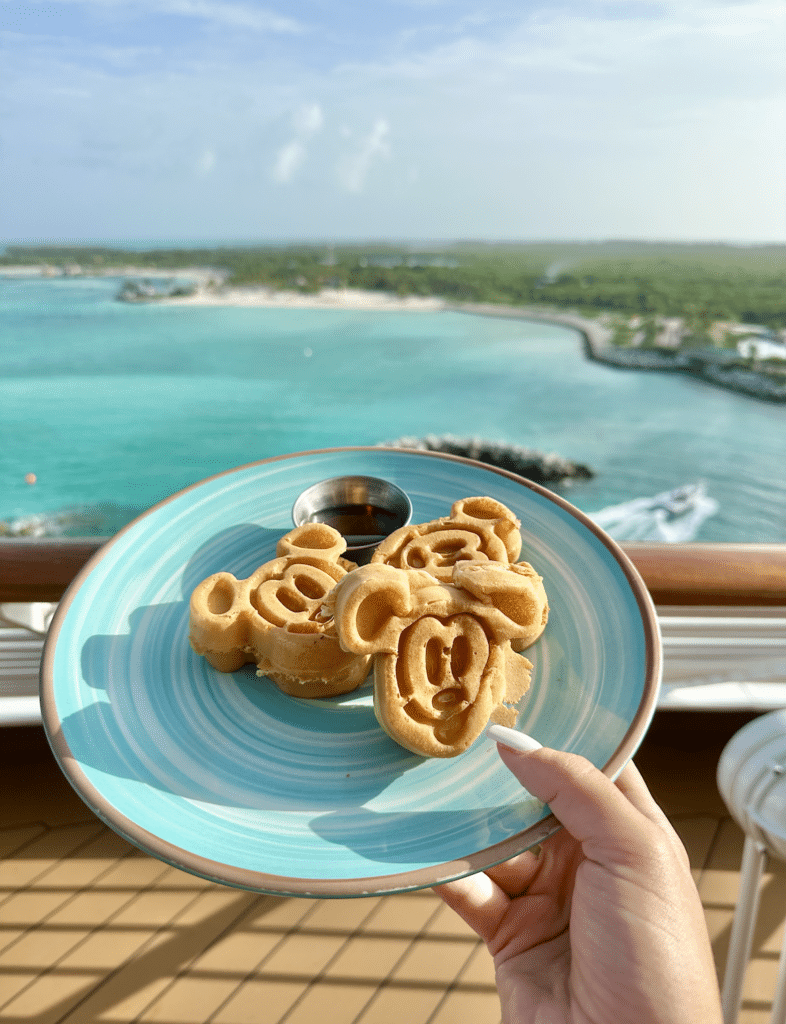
[447,302,786,404]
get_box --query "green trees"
[3,241,785,329]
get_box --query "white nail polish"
[486,724,542,753]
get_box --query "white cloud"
[273,140,306,183]
[272,102,324,184]
[158,0,302,33]
[337,118,391,192]
[196,147,215,175]
[293,103,324,135]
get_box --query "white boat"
[589,482,719,542]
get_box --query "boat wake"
[381,437,717,544]
[589,482,719,542]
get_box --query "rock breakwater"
[379,435,594,486]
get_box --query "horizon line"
[3,236,786,251]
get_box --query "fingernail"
[486,724,543,753]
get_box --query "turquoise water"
[2,274,785,540]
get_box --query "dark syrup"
[308,503,402,546]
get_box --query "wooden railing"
[1,539,785,606]
[0,539,105,603]
[621,543,786,606]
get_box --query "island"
[3,240,785,401]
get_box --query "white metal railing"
[2,601,784,727]
[656,606,786,710]
[0,603,56,726]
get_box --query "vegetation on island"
[3,239,785,329]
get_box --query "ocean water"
[1,274,785,541]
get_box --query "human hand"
[434,728,722,1024]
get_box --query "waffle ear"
[188,525,370,696]
[371,496,521,581]
[275,522,353,567]
[451,561,549,648]
[327,563,430,655]
[189,572,255,672]
[449,496,523,562]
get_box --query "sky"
[1,0,785,244]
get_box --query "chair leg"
[769,925,786,1024]
[722,835,768,1024]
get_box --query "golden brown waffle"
[189,523,371,697]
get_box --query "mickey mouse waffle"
[188,494,549,757]
[188,523,371,697]
[323,558,549,757]
[370,496,523,582]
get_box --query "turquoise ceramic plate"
[41,448,661,897]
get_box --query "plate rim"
[40,446,662,897]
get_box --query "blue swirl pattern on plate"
[41,448,661,896]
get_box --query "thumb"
[486,726,652,862]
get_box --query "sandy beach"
[0,263,448,312]
[159,284,448,312]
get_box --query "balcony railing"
[1,539,785,726]
[2,538,785,606]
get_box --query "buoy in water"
[24,472,37,485]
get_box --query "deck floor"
[2,712,784,1024]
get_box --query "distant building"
[737,338,786,361]
[657,318,686,348]
[710,321,777,344]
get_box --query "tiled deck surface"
[2,712,784,1024]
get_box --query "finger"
[495,744,658,863]
[486,727,664,827]
[615,760,672,827]
[434,871,509,945]
[491,829,583,899]
[485,848,541,895]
